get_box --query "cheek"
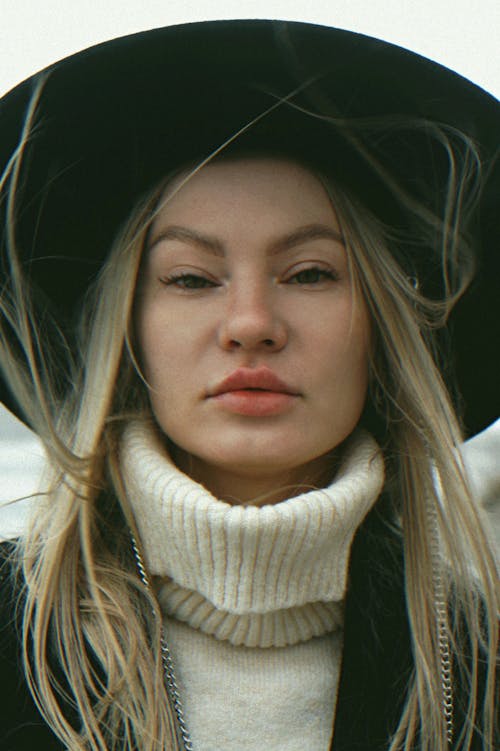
[134,303,155,377]
[314,298,371,362]
[134,299,207,402]
[134,298,174,385]
[317,305,371,405]
[134,312,183,425]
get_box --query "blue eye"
[162,273,217,289]
[288,267,338,284]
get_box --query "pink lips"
[208,367,300,417]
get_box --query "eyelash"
[161,273,216,290]
[287,267,339,285]
[161,266,339,290]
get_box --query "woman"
[0,19,498,751]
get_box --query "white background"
[1,1,499,537]
[1,0,499,98]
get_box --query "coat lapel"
[331,499,413,750]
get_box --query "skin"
[135,158,371,504]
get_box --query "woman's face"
[135,158,371,503]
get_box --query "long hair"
[0,88,498,750]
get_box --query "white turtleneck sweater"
[121,421,384,751]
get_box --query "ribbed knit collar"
[120,420,384,647]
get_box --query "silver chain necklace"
[130,535,193,751]
[428,503,454,746]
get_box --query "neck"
[169,443,339,505]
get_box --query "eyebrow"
[147,223,345,257]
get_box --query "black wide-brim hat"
[1,19,499,433]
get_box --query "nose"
[217,282,287,353]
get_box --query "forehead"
[153,157,339,227]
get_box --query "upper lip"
[209,367,299,397]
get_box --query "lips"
[209,367,298,397]
[207,367,300,417]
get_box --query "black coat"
[0,501,486,750]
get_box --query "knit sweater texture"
[121,421,385,750]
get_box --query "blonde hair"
[1,90,498,750]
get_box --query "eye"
[160,273,218,290]
[286,266,339,285]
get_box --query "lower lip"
[211,390,298,416]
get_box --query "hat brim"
[1,19,498,432]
